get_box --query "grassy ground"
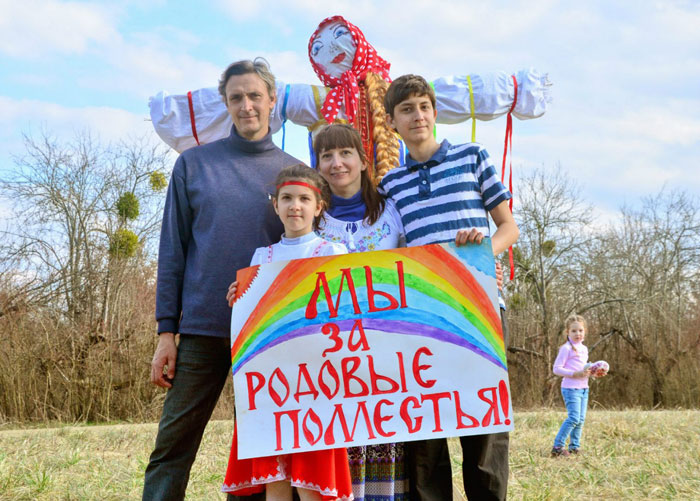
[0,410,698,500]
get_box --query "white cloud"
[218,48,318,84]
[0,195,13,220]
[0,1,224,100]
[181,1,700,207]
[214,0,268,20]
[615,104,700,146]
[2,0,699,219]
[209,1,562,86]
[0,0,119,58]
[513,104,699,203]
[652,1,700,45]
[0,96,160,160]
[86,40,224,100]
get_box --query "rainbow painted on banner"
[231,243,505,374]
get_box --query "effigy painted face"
[309,20,356,79]
[308,16,391,124]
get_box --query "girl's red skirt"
[222,423,353,500]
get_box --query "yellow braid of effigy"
[365,72,401,185]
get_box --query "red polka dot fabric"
[308,15,391,124]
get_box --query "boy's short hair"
[384,74,436,117]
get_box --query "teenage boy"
[379,74,519,501]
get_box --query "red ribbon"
[276,181,322,194]
[187,91,200,146]
[502,75,517,280]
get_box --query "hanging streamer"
[466,75,476,142]
[281,84,290,151]
[187,91,201,146]
[501,75,517,280]
[308,131,316,168]
[429,81,437,138]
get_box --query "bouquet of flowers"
[584,360,609,378]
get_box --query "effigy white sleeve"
[433,68,552,123]
[148,69,551,152]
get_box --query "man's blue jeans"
[142,334,264,501]
[553,387,589,450]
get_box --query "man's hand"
[226,281,239,308]
[150,332,177,388]
[455,228,484,246]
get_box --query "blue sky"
[1,0,699,223]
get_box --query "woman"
[314,123,407,500]
[314,123,404,253]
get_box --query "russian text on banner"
[230,240,512,459]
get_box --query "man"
[143,58,299,501]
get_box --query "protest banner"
[230,240,512,459]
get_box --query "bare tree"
[585,189,700,406]
[1,131,169,316]
[0,130,171,420]
[509,165,593,361]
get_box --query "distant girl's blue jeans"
[553,388,589,450]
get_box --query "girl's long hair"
[313,124,386,225]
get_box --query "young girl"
[312,124,408,500]
[551,314,607,457]
[222,164,352,501]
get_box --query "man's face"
[387,94,437,146]
[224,73,275,141]
[310,21,356,79]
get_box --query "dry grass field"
[0,410,698,500]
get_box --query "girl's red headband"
[276,181,322,194]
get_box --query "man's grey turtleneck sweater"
[156,125,299,338]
